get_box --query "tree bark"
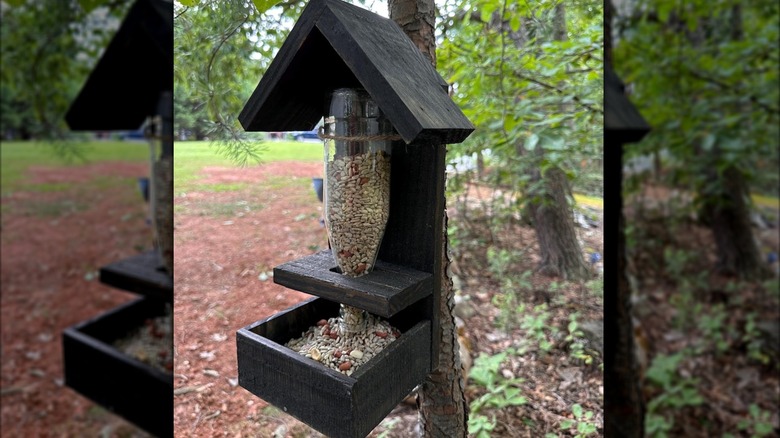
[389,0,468,436]
[530,164,591,280]
[388,0,437,66]
[698,5,768,279]
[702,165,769,279]
[530,1,591,281]
[709,5,767,279]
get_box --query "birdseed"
[285,313,401,375]
[325,150,391,277]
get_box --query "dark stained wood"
[65,0,172,131]
[273,250,432,318]
[605,66,651,144]
[238,0,474,145]
[62,297,173,438]
[237,297,431,438]
[378,141,446,370]
[99,250,173,302]
[604,67,650,437]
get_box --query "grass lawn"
[173,140,322,192]
[0,141,149,192]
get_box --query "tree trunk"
[530,1,590,281]
[695,5,768,279]
[702,165,769,279]
[389,0,468,436]
[388,0,437,66]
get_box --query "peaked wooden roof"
[65,0,172,131]
[605,66,651,144]
[238,0,474,145]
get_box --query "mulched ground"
[1,161,156,437]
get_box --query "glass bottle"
[322,88,394,335]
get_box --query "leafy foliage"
[1,0,130,139]
[613,0,779,198]
[438,0,603,204]
[467,350,527,437]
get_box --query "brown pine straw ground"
[1,160,156,437]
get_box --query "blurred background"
[1,0,165,436]
[611,0,779,435]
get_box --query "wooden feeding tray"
[62,297,173,438]
[99,250,173,302]
[273,250,432,317]
[237,297,431,438]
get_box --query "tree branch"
[687,69,780,114]
[512,71,603,114]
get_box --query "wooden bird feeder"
[604,65,650,434]
[64,0,172,132]
[235,0,473,436]
[61,1,173,436]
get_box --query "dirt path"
[1,161,154,437]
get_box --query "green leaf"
[252,0,281,14]
[572,403,583,419]
[78,0,105,13]
[525,133,539,151]
[480,3,498,23]
[4,0,25,5]
[510,15,521,32]
[178,0,200,6]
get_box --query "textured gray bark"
[389,0,468,436]
[530,1,590,281]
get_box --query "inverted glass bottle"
[323,88,394,335]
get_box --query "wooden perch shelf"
[237,297,431,438]
[99,250,173,302]
[273,250,432,318]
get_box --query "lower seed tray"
[237,297,431,438]
[62,297,173,438]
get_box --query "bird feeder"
[604,65,650,435]
[61,1,173,436]
[235,0,473,436]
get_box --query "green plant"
[467,350,527,436]
[645,413,674,438]
[696,304,732,355]
[566,313,594,366]
[736,404,775,438]
[519,304,557,353]
[585,277,603,298]
[663,247,695,280]
[743,313,771,366]
[468,413,496,438]
[644,351,704,437]
[669,277,706,330]
[487,246,533,330]
[558,404,599,437]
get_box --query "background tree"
[613,0,779,279]
[1,0,130,140]
[438,0,603,281]
[612,0,779,435]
